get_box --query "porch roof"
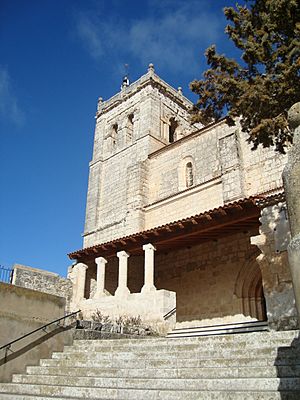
[68,193,284,261]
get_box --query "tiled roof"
[68,193,285,261]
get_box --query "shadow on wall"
[276,333,300,399]
[0,324,75,382]
[84,255,145,299]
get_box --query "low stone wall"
[76,289,176,335]
[12,264,73,311]
[0,283,74,382]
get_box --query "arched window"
[169,118,178,143]
[112,123,118,146]
[127,114,134,142]
[185,162,194,187]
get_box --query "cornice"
[95,72,193,118]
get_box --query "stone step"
[1,389,300,400]
[65,338,298,353]
[2,376,300,394]
[72,330,299,347]
[11,373,300,391]
[39,355,300,369]
[1,332,299,399]
[52,345,297,360]
[25,364,300,379]
[167,321,269,338]
[70,339,299,353]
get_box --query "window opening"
[127,114,134,141]
[185,162,194,187]
[112,123,118,146]
[169,118,178,143]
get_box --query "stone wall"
[83,69,195,248]
[84,105,287,249]
[0,282,73,382]
[144,121,287,230]
[147,123,222,205]
[238,129,287,197]
[154,230,264,327]
[12,264,72,311]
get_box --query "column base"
[141,285,156,294]
[93,290,110,299]
[115,287,130,297]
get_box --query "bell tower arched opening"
[169,118,178,143]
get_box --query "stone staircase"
[167,320,269,338]
[1,330,300,399]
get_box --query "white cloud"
[75,1,222,74]
[0,67,25,127]
[128,9,220,73]
[76,14,104,59]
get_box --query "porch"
[68,194,296,332]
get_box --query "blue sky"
[0,0,242,277]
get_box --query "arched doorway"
[234,253,267,321]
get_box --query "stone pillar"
[69,263,88,304]
[142,243,156,293]
[283,102,300,318]
[94,257,107,298]
[251,204,298,330]
[115,251,130,296]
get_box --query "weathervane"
[121,64,130,89]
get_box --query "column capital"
[117,250,130,258]
[95,256,108,265]
[143,243,156,251]
[74,262,88,271]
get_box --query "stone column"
[142,243,156,293]
[94,257,107,298]
[69,263,88,304]
[283,102,300,318]
[115,251,130,296]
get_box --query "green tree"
[190,0,300,153]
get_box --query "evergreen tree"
[190,0,300,153]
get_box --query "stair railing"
[0,265,13,284]
[163,307,176,320]
[0,310,81,360]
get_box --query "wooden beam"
[178,222,185,229]
[191,218,198,225]
[156,211,259,247]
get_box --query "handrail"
[163,307,176,320]
[0,310,81,352]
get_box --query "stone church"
[67,64,298,334]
